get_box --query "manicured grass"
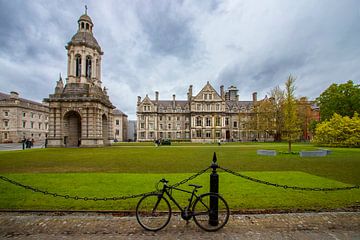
[0,142,359,211]
[0,172,358,211]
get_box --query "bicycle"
[136,178,229,232]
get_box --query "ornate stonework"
[44,11,114,147]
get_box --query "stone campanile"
[44,9,114,147]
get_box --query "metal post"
[209,152,219,226]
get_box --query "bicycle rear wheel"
[192,193,229,231]
[136,193,171,231]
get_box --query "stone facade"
[136,82,270,142]
[113,109,128,142]
[0,91,49,143]
[44,11,115,147]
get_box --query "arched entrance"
[63,111,81,147]
[102,114,109,145]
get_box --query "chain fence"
[0,163,359,203]
[219,166,360,191]
[0,167,210,201]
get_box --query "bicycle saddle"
[189,184,202,189]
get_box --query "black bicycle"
[136,178,229,232]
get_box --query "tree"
[269,86,285,141]
[282,75,301,152]
[313,113,360,147]
[316,80,360,121]
[296,97,313,141]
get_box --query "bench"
[257,150,277,156]
[299,150,328,157]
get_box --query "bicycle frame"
[159,184,199,214]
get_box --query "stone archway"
[63,111,81,147]
[102,114,109,145]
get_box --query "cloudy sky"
[0,0,359,119]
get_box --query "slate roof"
[113,109,128,117]
[68,31,102,53]
[0,92,46,108]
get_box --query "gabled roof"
[193,82,222,101]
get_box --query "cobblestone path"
[0,212,359,239]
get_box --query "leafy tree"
[282,75,301,152]
[297,97,313,141]
[316,80,360,121]
[313,113,360,147]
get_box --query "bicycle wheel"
[136,193,171,231]
[192,193,229,231]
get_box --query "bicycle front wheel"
[136,193,171,231]
[192,193,229,231]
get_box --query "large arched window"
[86,56,92,78]
[75,55,81,77]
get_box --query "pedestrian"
[31,138,34,148]
[217,139,221,146]
[22,137,26,150]
[44,138,48,148]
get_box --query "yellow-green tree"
[282,75,301,152]
[313,113,360,147]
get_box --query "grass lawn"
[0,142,359,211]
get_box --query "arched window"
[86,23,89,30]
[86,56,92,78]
[75,55,81,77]
[81,22,84,29]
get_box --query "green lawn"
[0,142,359,211]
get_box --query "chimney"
[155,91,159,102]
[252,92,257,102]
[137,96,141,105]
[172,94,176,108]
[220,85,224,98]
[10,91,19,99]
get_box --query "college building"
[0,91,49,143]
[136,82,271,142]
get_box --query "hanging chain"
[0,167,210,201]
[219,166,360,191]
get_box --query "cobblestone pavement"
[0,212,359,240]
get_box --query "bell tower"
[66,7,103,86]
[45,8,114,148]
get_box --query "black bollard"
[209,152,219,226]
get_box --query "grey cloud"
[135,0,198,60]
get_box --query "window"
[215,117,221,126]
[75,55,82,77]
[4,133,8,139]
[196,104,201,111]
[86,23,89,30]
[31,122,34,129]
[86,56,92,78]
[159,116,163,121]
[149,123,154,130]
[160,124,163,130]
[160,132,163,138]
[216,104,220,111]
[206,131,211,138]
[22,121,26,128]
[81,22,84,29]
[177,116,180,121]
[233,121,238,128]
[196,117,202,127]
[140,132,145,138]
[176,132,181,138]
[215,131,221,138]
[168,124,171,130]
[167,132,171,138]
[4,120,8,127]
[225,118,229,126]
[149,132,154,138]
[168,117,171,121]
[140,123,145,129]
[116,120,120,125]
[204,94,207,100]
[38,123,42,129]
[23,112,26,117]
[206,117,211,126]
[4,111,8,117]
[115,129,120,135]
[209,94,212,100]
